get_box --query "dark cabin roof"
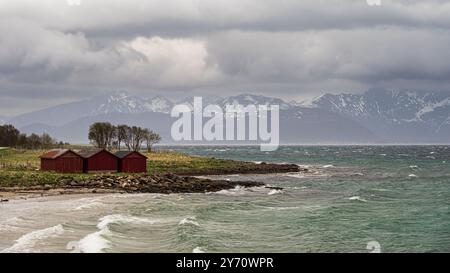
[77,149,118,159]
[115,151,147,159]
[40,149,76,159]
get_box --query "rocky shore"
[174,162,304,176]
[0,173,271,200]
[0,160,303,201]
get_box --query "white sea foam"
[284,173,305,179]
[1,224,64,253]
[193,246,206,253]
[348,196,367,202]
[0,217,29,232]
[266,206,299,211]
[211,186,265,196]
[69,214,160,253]
[68,229,111,253]
[267,189,283,195]
[322,165,334,168]
[179,216,200,227]
[73,201,104,211]
[409,165,419,169]
[408,174,418,178]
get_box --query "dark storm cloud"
[1,0,450,115]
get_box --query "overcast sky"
[1,0,450,116]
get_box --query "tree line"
[0,124,66,149]
[88,122,161,151]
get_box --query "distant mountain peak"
[7,89,450,143]
[307,89,450,141]
[144,96,174,114]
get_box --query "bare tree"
[116,125,129,150]
[0,124,19,147]
[88,122,116,149]
[87,122,161,152]
[130,126,147,151]
[0,124,62,149]
[145,130,161,152]
[40,133,55,149]
[27,134,41,149]
[123,125,133,151]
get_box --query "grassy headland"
[0,147,300,198]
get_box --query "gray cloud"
[1,0,450,115]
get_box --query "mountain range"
[3,89,450,144]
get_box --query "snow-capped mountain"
[175,94,293,111]
[90,91,175,115]
[144,96,174,114]
[90,91,150,115]
[306,88,450,142]
[217,94,292,110]
[7,89,450,143]
[8,91,173,127]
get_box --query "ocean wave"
[179,216,200,227]
[69,214,161,253]
[1,224,64,253]
[210,186,277,196]
[193,246,206,253]
[322,165,334,168]
[267,189,283,195]
[0,217,29,232]
[266,206,299,211]
[67,228,111,253]
[408,174,418,178]
[73,201,104,211]
[348,196,367,203]
[283,173,305,179]
[210,186,257,196]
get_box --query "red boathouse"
[115,151,147,173]
[40,149,84,173]
[78,149,118,173]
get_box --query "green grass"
[0,148,254,187]
[146,150,251,174]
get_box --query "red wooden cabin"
[40,149,83,173]
[115,151,147,173]
[78,149,118,173]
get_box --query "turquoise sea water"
[1,146,449,253]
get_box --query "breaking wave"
[179,216,200,227]
[193,246,206,253]
[267,189,283,195]
[348,196,367,203]
[1,224,64,253]
[68,214,161,253]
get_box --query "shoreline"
[172,162,303,176]
[0,164,297,201]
